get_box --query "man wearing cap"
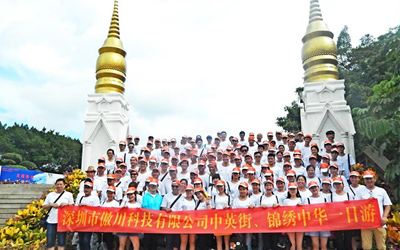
[337,142,355,181]
[328,163,348,192]
[137,159,151,184]
[218,131,231,150]
[161,179,182,250]
[79,166,101,197]
[151,138,162,161]
[75,181,100,250]
[358,170,392,250]
[320,130,337,154]
[179,136,188,151]
[177,158,190,181]
[247,135,258,155]
[142,177,163,250]
[163,166,178,194]
[188,151,199,172]
[100,174,122,203]
[115,141,128,163]
[133,136,142,155]
[218,151,234,182]
[125,142,137,164]
[204,135,213,150]
[94,163,107,193]
[298,134,312,163]
[238,131,247,146]
[158,158,170,183]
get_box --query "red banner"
[58,199,381,233]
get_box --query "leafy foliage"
[338,25,400,202]
[0,122,82,173]
[276,101,301,133]
[0,169,86,249]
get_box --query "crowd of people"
[43,130,392,250]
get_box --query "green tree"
[337,25,352,74]
[276,101,301,133]
[353,76,400,202]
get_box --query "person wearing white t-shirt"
[79,166,101,197]
[231,182,254,250]
[105,149,116,174]
[358,170,392,250]
[306,181,330,250]
[125,142,138,165]
[118,187,141,250]
[219,131,231,150]
[331,177,354,250]
[177,158,191,181]
[238,131,248,146]
[227,167,241,200]
[43,178,74,250]
[211,180,232,250]
[258,179,280,242]
[297,175,312,199]
[305,165,321,188]
[275,177,287,204]
[337,142,355,180]
[328,163,349,192]
[282,183,303,250]
[193,188,212,249]
[320,130,337,154]
[344,171,367,199]
[75,182,100,250]
[101,186,120,250]
[218,151,234,181]
[115,141,128,163]
[161,179,183,250]
[292,155,306,177]
[100,174,123,204]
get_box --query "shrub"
[20,161,38,170]
[1,153,22,165]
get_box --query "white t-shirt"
[338,154,355,180]
[227,181,240,200]
[231,197,253,209]
[282,197,302,206]
[218,164,234,182]
[357,186,392,218]
[120,200,141,208]
[344,185,368,200]
[292,166,306,177]
[219,140,231,150]
[105,159,116,173]
[43,191,74,224]
[75,193,100,207]
[299,189,312,199]
[101,199,120,208]
[275,190,287,204]
[181,198,197,211]
[305,196,327,205]
[211,194,231,209]
[257,194,280,207]
[161,193,183,211]
[331,192,354,202]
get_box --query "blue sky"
[0,0,399,141]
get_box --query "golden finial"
[301,0,338,83]
[95,0,127,94]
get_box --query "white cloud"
[0,0,399,141]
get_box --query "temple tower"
[81,0,129,170]
[300,0,355,156]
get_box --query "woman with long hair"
[282,183,303,250]
[258,180,280,250]
[180,185,197,250]
[231,182,254,250]
[118,187,140,250]
[212,180,232,250]
[227,167,240,199]
[331,177,355,250]
[105,148,116,173]
[306,182,330,250]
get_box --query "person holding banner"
[75,181,100,250]
[211,180,232,250]
[142,177,163,250]
[101,186,120,250]
[306,181,330,250]
[331,176,354,250]
[359,170,392,250]
[180,185,196,250]
[282,182,303,250]
[43,178,74,250]
[232,182,254,250]
[194,187,212,250]
[118,187,141,250]
[161,179,183,250]
[258,180,280,250]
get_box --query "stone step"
[0,184,53,227]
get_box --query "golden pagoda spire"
[301,0,338,83]
[95,0,127,94]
